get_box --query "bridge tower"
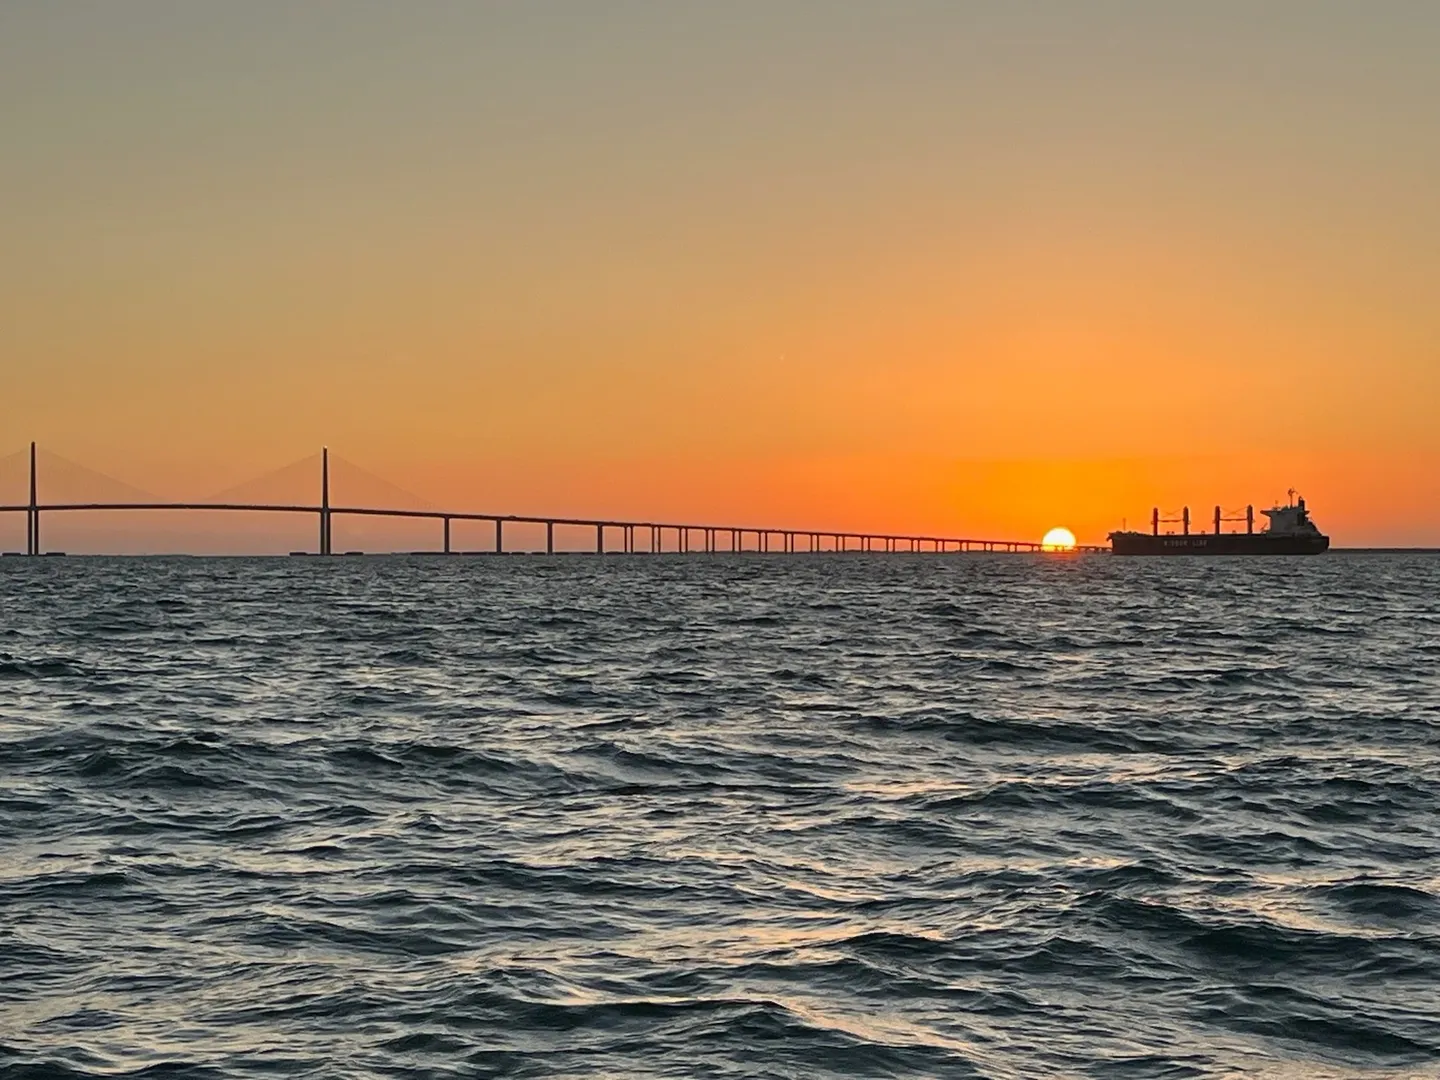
[320,447,331,556]
[27,442,37,556]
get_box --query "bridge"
[1,444,1106,556]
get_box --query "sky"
[2,1,1438,550]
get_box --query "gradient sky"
[2,1,1438,549]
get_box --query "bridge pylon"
[28,442,37,556]
[320,447,331,556]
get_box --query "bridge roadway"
[0,501,1106,556]
[1,445,1105,555]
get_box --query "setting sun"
[1042,527,1077,552]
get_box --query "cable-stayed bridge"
[0,444,1105,556]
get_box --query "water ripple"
[1,553,1438,1078]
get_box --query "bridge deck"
[0,502,1105,555]
[0,446,1106,555]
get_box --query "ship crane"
[1151,507,1188,535]
[1214,505,1255,535]
[1150,505,1255,536]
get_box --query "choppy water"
[2,554,1438,1079]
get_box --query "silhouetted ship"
[1109,491,1330,555]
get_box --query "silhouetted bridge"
[1,445,1105,556]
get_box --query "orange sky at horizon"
[4,444,1438,553]
[2,4,1438,550]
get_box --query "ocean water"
[1,553,1438,1079]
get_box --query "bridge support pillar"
[495,519,503,554]
[443,517,451,555]
[596,523,604,554]
[547,521,554,554]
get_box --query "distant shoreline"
[4,547,1440,558]
[1332,547,1440,553]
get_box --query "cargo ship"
[1109,491,1330,555]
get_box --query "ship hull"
[1109,532,1329,556]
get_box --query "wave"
[2,554,1439,1078]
